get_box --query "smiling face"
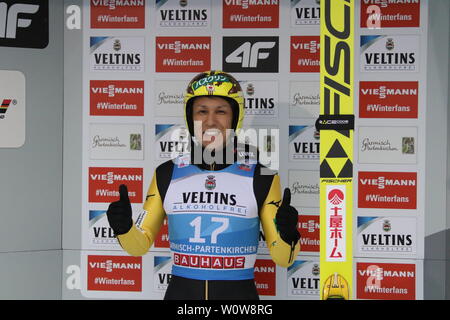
[192,96,234,149]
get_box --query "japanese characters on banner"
[80,0,426,300]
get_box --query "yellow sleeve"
[117,171,166,256]
[260,174,300,267]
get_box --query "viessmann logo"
[90,80,144,116]
[156,36,211,72]
[0,0,48,48]
[91,0,144,10]
[361,0,420,28]
[90,0,145,29]
[290,36,320,73]
[89,258,142,272]
[359,81,418,119]
[358,171,417,209]
[356,262,416,300]
[222,0,279,28]
[87,255,142,292]
[88,167,143,203]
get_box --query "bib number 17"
[189,216,229,244]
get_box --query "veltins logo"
[89,210,118,246]
[289,125,320,161]
[90,36,145,72]
[223,36,279,73]
[360,35,419,72]
[87,255,142,292]
[155,124,189,160]
[357,216,416,256]
[291,0,320,26]
[153,256,172,292]
[288,260,320,298]
[240,80,278,117]
[0,0,48,48]
[156,0,210,28]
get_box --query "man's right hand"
[106,184,133,236]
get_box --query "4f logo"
[0,0,48,48]
[223,37,279,73]
[0,3,39,38]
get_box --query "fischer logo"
[91,0,145,10]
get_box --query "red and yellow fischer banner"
[318,0,354,300]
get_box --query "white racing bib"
[164,161,259,280]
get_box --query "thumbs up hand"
[275,188,300,245]
[106,184,133,236]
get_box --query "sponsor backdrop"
[80,0,427,299]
